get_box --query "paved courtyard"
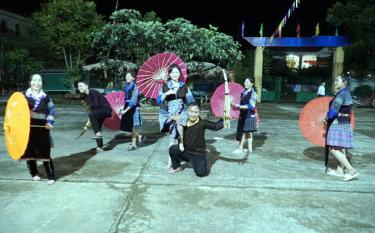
[0,102,374,233]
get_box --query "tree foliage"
[92,9,243,73]
[30,0,104,90]
[327,0,375,75]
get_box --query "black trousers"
[89,108,111,134]
[169,145,207,177]
[27,160,55,180]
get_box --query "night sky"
[0,0,338,38]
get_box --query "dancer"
[77,80,112,152]
[157,64,195,166]
[169,103,223,177]
[119,70,146,151]
[21,74,56,185]
[323,75,359,181]
[232,78,258,153]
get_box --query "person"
[169,103,223,177]
[119,70,146,151]
[232,78,258,153]
[157,64,195,166]
[317,81,326,97]
[323,75,359,181]
[77,80,112,152]
[21,74,56,185]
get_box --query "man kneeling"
[169,103,223,177]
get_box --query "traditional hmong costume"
[157,81,195,139]
[236,88,257,141]
[85,89,112,148]
[326,88,354,149]
[21,88,56,180]
[120,81,142,133]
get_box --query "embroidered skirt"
[327,120,354,149]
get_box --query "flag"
[296,23,301,37]
[241,20,245,37]
[315,23,320,36]
[259,23,263,37]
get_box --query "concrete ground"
[0,102,374,233]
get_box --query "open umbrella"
[3,92,30,160]
[211,82,244,119]
[103,91,125,131]
[136,53,187,99]
[299,96,355,147]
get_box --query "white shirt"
[317,85,325,96]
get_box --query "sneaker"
[96,147,104,152]
[169,167,182,174]
[32,175,41,181]
[47,180,55,185]
[127,145,137,151]
[233,148,245,154]
[326,168,344,177]
[342,172,359,182]
[138,135,147,146]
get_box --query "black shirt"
[184,119,224,155]
[86,89,111,111]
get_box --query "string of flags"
[272,0,301,38]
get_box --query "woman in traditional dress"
[233,78,257,153]
[21,74,56,185]
[157,64,195,166]
[119,70,145,151]
[323,75,359,181]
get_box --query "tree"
[92,9,242,72]
[327,0,375,75]
[30,0,104,91]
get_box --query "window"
[15,24,20,35]
[1,20,8,33]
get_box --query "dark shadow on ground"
[104,132,164,151]
[303,147,353,168]
[180,142,249,176]
[37,148,97,180]
[223,132,268,150]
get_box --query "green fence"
[41,72,70,92]
[262,76,281,101]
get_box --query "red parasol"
[299,96,355,147]
[103,91,124,131]
[211,82,244,119]
[136,53,187,99]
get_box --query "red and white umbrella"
[299,96,355,147]
[211,82,244,119]
[136,53,187,99]
[103,91,124,131]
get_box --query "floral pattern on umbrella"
[136,53,187,99]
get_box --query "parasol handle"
[31,125,47,128]
[222,69,231,128]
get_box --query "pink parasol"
[299,96,355,147]
[211,82,244,119]
[103,91,125,131]
[136,53,187,99]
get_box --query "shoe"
[342,172,359,181]
[169,167,182,174]
[47,180,55,185]
[233,148,244,154]
[32,175,41,181]
[326,168,344,177]
[96,147,104,152]
[127,145,137,151]
[138,135,147,146]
